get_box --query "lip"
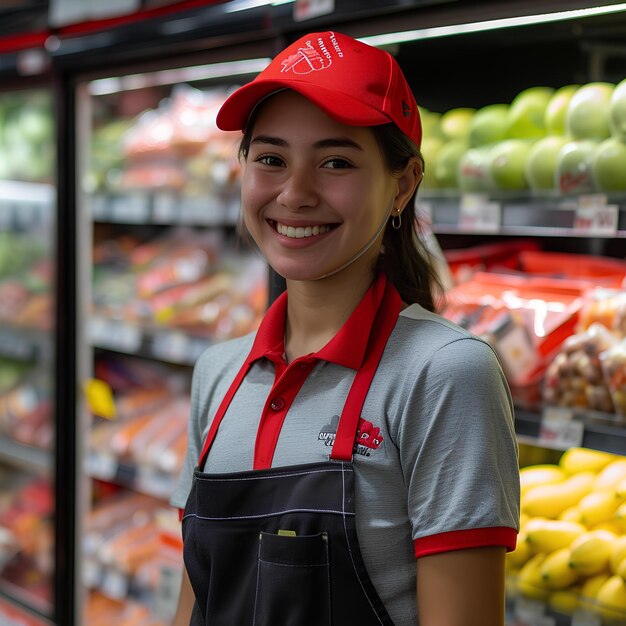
[266,218,338,248]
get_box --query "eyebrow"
[250,135,364,151]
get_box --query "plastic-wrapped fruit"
[489,139,533,190]
[555,140,599,194]
[525,135,569,190]
[566,82,614,140]
[507,86,554,139]
[469,104,509,147]
[600,340,626,416]
[592,137,626,192]
[545,85,579,135]
[609,78,626,140]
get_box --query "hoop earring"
[391,212,402,230]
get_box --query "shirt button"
[270,398,285,411]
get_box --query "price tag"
[538,407,584,449]
[153,193,178,223]
[571,610,602,626]
[459,193,501,232]
[93,320,141,353]
[83,556,103,588]
[154,564,183,619]
[152,330,190,363]
[100,567,129,600]
[574,195,618,235]
[294,0,335,21]
[86,452,118,480]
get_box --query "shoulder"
[192,332,256,385]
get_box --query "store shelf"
[91,192,240,227]
[0,181,54,231]
[516,406,626,455]
[0,581,51,624]
[0,437,51,473]
[0,327,51,362]
[419,193,626,238]
[88,316,212,365]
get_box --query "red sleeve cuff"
[414,526,517,559]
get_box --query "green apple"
[458,146,495,192]
[525,136,570,190]
[469,104,509,147]
[566,82,614,139]
[419,107,445,141]
[506,87,554,139]
[592,137,626,191]
[545,85,579,135]
[421,136,445,188]
[440,108,475,141]
[433,140,468,189]
[609,78,626,140]
[489,139,533,190]
[555,140,599,194]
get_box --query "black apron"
[182,277,402,625]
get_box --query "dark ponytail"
[372,124,444,313]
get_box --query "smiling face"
[240,90,405,283]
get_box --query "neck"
[284,264,377,363]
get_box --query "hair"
[238,109,444,313]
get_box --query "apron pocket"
[253,531,331,626]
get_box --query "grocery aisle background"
[0,1,626,625]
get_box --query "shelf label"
[110,193,150,223]
[538,407,584,449]
[294,0,335,21]
[152,330,191,363]
[89,317,142,353]
[459,193,501,232]
[574,195,618,235]
[86,452,118,480]
[153,192,178,223]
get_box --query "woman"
[171,31,519,626]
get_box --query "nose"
[276,166,319,210]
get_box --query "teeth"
[276,222,331,238]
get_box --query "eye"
[321,157,353,169]
[255,154,285,167]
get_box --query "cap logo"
[280,33,343,75]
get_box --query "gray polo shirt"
[172,303,520,625]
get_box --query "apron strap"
[330,278,402,462]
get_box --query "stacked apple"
[511,447,626,621]
[420,77,626,194]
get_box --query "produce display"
[420,77,626,194]
[0,472,53,606]
[0,91,54,183]
[511,448,626,622]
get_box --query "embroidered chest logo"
[318,415,384,457]
[280,32,343,75]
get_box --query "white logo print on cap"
[280,33,343,75]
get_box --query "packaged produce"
[579,289,626,336]
[543,323,618,413]
[601,340,626,416]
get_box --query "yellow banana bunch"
[541,548,579,589]
[517,553,550,601]
[596,575,626,621]
[523,472,596,518]
[610,535,626,574]
[579,573,612,611]
[507,531,532,568]
[594,459,626,491]
[559,447,617,475]
[520,464,566,497]
[569,530,616,576]
[578,491,621,527]
[525,519,586,553]
[548,588,580,615]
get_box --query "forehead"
[250,90,379,147]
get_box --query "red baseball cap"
[216,31,422,148]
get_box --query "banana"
[520,464,566,497]
[517,553,550,601]
[591,520,625,536]
[616,475,626,500]
[578,490,621,527]
[594,458,626,491]
[526,519,586,553]
[579,573,611,611]
[548,588,580,615]
[507,531,533,569]
[610,535,626,574]
[558,506,582,523]
[596,575,626,622]
[569,530,616,576]
[559,447,616,475]
[616,557,626,582]
[541,548,579,590]
[523,472,596,518]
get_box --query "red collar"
[247,273,391,370]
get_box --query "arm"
[173,567,195,626]
[416,546,506,626]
